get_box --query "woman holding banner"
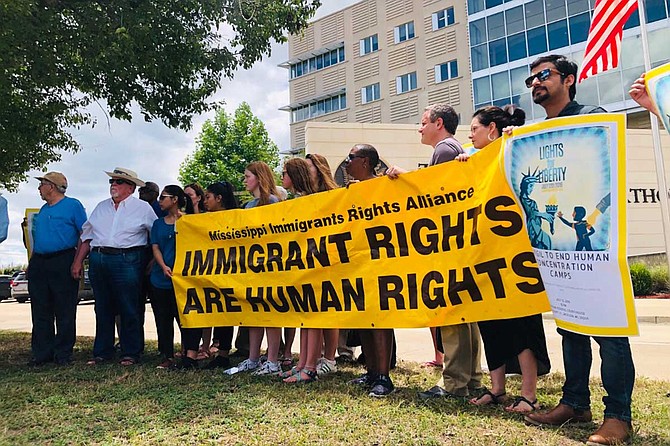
[305,153,347,371]
[201,181,240,370]
[235,162,284,376]
[278,158,322,383]
[150,185,197,369]
[458,105,551,413]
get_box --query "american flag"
[578,0,638,83]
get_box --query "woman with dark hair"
[305,153,345,372]
[184,183,206,214]
[277,158,321,383]
[459,105,550,414]
[201,181,240,369]
[235,161,284,375]
[150,185,196,369]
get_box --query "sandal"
[505,396,540,414]
[196,349,210,360]
[279,356,294,368]
[86,357,108,366]
[119,357,138,366]
[421,360,444,368]
[470,389,507,406]
[278,366,301,379]
[283,368,317,384]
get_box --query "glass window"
[525,0,545,28]
[471,44,489,71]
[493,98,511,107]
[515,93,533,120]
[545,0,567,22]
[469,19,487,46]
[339,47,345,62]
[435,60,458,82]
[486,0,503,8]
[489,38,508,67]
[576,76,598,106]
[450,60,458,78]
[532,102,547,120]
[568,12,590,44]
[340,94,347,109]
[649,27,670,64]
[506,6,525,34]
[598,71,624,104]
[331,50,338,65]
[619,35,644,70]
[527,26,547,56]
[624,9,640,30]
[468,0,485,14]
[361,83,381,104]
[510,66,529,95]
[487,13,505,40]
[473,76,492,104]
[396,72,418,93]
[323,54,331,68]
[548,20,569,50]
[433,7,455,30]
[316,55,323,69]
[567,0,589,15]
[325,98,332,113]
[508,32,527,62]
[491,71,511,100]
[395,22,415,43]
[646,0,667,22]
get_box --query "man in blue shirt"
[28,172,87,366]
[0,192,8,244]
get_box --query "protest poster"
[644,61,670,134]
[173,142,550,329]
[502,114,638,336]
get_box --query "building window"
[290,93,347,123]
[361,83,381,104]
[432,7,455,31]
[435,60,458,83]
[394,21,415,44]
[396,72,418,94]
[289,46,345,79]
[527,26,547,56]
[359,34,379,56]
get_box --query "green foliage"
[0,0,320,191]
[649,264,670,293]
[0,265,26,275]
[178,103,279,192]
[630,263,653,296]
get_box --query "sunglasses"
[159,194,174,200]
[109,179,133,186]
[347,154,366,162]
[524,68,565,88]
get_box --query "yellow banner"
[173,141,550,329]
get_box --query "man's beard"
[532,87,549,104]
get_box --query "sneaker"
[369,374,395,398]
[236,358,260,373]
[316,358,337,376]
[349,372,376,387]
[251,360,281,376]
[203,355,231,370]
[156,359,175,370]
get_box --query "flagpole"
[636,0,670,273]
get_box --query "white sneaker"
[236,358,260,372]
[316,358,337,376]
[251,360,280,376]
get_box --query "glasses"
[159,195,174,200]
[38,182,52,189]
[109,179,133,186]
[524,68,564,88]
[347,153,366,162]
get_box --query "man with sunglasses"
[72,167,157,366]
[522,55,634,446]
[27,172,87,366]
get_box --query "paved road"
[1,299,669,381]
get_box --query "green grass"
[0,330,668,445]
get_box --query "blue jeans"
[558,328,635,421]
[89,250,145,361]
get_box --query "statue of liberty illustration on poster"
[502,114,638,336]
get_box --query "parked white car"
[10,272,29,303]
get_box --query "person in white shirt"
[72,167,157,366]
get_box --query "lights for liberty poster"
[502,114,638,336]
[645,61,670,135]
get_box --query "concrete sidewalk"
[1,298,669,380]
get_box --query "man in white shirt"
[72,167,157,365]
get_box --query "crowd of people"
[21,53,656,446]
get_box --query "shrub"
[649,264,670,293]
[630,263,653,296]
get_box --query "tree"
[0,0,320,191]
[178,102,279,192]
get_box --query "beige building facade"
[305,121,670,257]
[282,0,473,153]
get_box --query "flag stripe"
[578,0,638,83]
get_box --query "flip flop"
[119,357,138,366]
[86,357,108,366]
[505,396,540,414]
[470,389,507,406]
[421,360,443,368]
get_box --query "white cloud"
[0,0,358,267]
